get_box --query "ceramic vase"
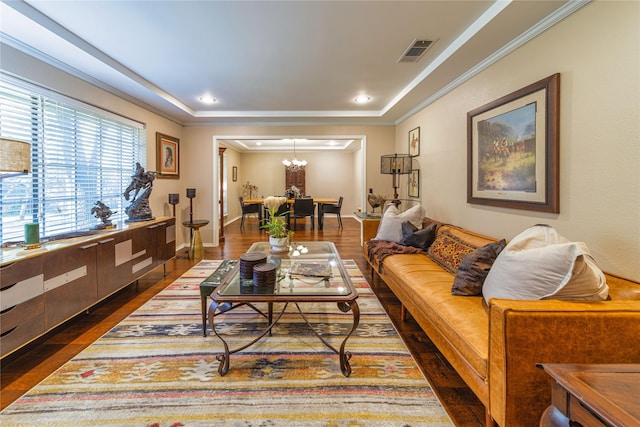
[269,236,289,253]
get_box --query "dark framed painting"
[232,166,238,182]
[156,133,180,179]
[409,169,420,198]
[467,73,559,213]
[409,127,420,156]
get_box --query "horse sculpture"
[124,162,155,201]
[123,162,156,222]
[91,201,116,229]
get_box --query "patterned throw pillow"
[427,229,479,274]
[451,239,507,296]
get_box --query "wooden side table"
[539,363,640,427]
[182,220,208,260]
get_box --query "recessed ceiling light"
[354,95,371,103]
[199,96,216,104]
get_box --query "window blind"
[0,76,145,244]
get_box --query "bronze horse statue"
[124,162,156,202]
[123,162,156,222]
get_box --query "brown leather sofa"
[362,218,640,426]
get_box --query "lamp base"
[24,243,41,250]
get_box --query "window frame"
[0,74,146,244]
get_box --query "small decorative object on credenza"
[123,162,156,222]
[91,200,117,229]
[24,222,40,250]
[380,153,412,205]
[168,193,179,217]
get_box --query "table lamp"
[380,153,412,204]
[0,138,31,178]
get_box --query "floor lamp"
[380,153,412,205]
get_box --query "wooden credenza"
[0,217,176,358]
[539,363,640,427]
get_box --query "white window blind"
[0,76,145,244]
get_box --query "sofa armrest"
[362,218,380,243]
[488,298,640,426]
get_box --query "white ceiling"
[0,0,585,151]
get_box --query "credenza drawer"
[0,274,44,310]
[0,256,43,286]
[1,294,45,357]
[1,256,44,310]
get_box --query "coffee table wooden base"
[210,300,360,377]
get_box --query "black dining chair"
[321,196,343,229]
[239,196,261,231]
[274,201,291,229]
[292,198,315,230]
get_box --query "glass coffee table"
[209,241,360,377]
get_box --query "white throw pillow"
[483,224,608,304]
[373,204,424,243]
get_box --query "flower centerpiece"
[261,196,293,252]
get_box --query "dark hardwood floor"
[0,216,485,426]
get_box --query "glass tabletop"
[214,241,357,301]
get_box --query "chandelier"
[282,139,307,172]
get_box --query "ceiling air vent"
[398,39,434,63]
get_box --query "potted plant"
[261,196,293,252]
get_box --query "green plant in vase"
[262,196,293,252]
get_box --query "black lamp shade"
[380,154,412,175]
[186,188,196,198]
[168,193,179,204]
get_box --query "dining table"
[243,197,339,230]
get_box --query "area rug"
[0,260,453,427]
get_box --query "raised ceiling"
[1,1,585,126]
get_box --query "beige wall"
[229,149,359,215]
[395,0,640,280]
[182,125,395,245]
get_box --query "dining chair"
[292,198,315,230]
[274,201,291,229]
[239,196,261,231]
[321,196,343,229]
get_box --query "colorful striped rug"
[0,260,453,427]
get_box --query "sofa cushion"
[428,228,480,274]
[452,239,507,296]
[483,224,609,303]
[373,204,423,243]
[400,221,438,250]
[382,254,489,379]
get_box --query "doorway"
[211,135,367,246]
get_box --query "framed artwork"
[232,166,238,182]
[409,127,420,156]
[467,73,559,213]
[409,169,420,198]
[156,133,180,179]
